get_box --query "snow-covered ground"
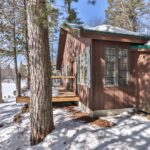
[2,81,26,99]
[1,83,150,150]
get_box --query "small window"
[105,48,128,86]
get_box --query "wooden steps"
[51,76,75,79]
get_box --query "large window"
[76,47,91,86]
[105,47,128,86]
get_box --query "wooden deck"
[16,91,79,103]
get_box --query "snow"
[85,24,140,36]
[1,83,150,150]
[67,23,141,36]
[2,81,26,99]
[2,82,16,99]
[145,40,150,45]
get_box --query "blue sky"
[56,0,108,25]
[72,0,108,25]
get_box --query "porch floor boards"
[16,91,79,103]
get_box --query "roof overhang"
[56,25,150,70]
[80,29,149,44]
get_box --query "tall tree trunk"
[27,0,54,145]
[24,0,30,90]
[0,64,3,103]
[12,0,20,96]
[0,0,3,103]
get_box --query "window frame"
[104,47,129,87]
[75,46,91,87]
[76,56,80,84]
[118,48,129,86]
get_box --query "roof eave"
[80,29,149,44]
[81,28,150,39]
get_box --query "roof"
[145,40,150,45]
[131,40,150,49]
[56,23,150,70]
[66,23,150,39]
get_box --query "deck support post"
[18,73,21,96]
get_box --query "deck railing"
[16,74,79,103]
[18,74,75,96]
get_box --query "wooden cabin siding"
[132,51,150,112]
[57,26,150,113]
[91,40,136,110]
[81,31,148,44]
[62,33,92,108]
[57,29,67,70]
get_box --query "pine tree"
[23,0,30,90]
[105,0,145,32]
[0,0,4,103]
[12,0,20,96]
[64,0,82,24]
[19,63,27,79]
[0,64,3,103]
[27,0,54,145]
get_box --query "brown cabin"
[57,24,150,116]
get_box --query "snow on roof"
[145,40,150,45]
[84,24,140,36]
[67,23,149,37]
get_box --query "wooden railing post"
[18,73,21,96]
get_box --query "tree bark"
[0,64,3,103]
[24,0,30,90]
[27,0,54,145]
[12,0,20,96]
[0,1,3,103]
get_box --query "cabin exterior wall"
[62,33,92,109]
[91,40,137,110]
[131,51,150,112]
[61,32,150,113]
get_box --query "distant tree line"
[0,63,28,81]
[105,0,150,32]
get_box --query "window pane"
[84,50,87,83]
[80,54,84,83]
[105,48,117,85]
[76,47,90,86]
[76,57,80,83]
[118,49,128,85]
